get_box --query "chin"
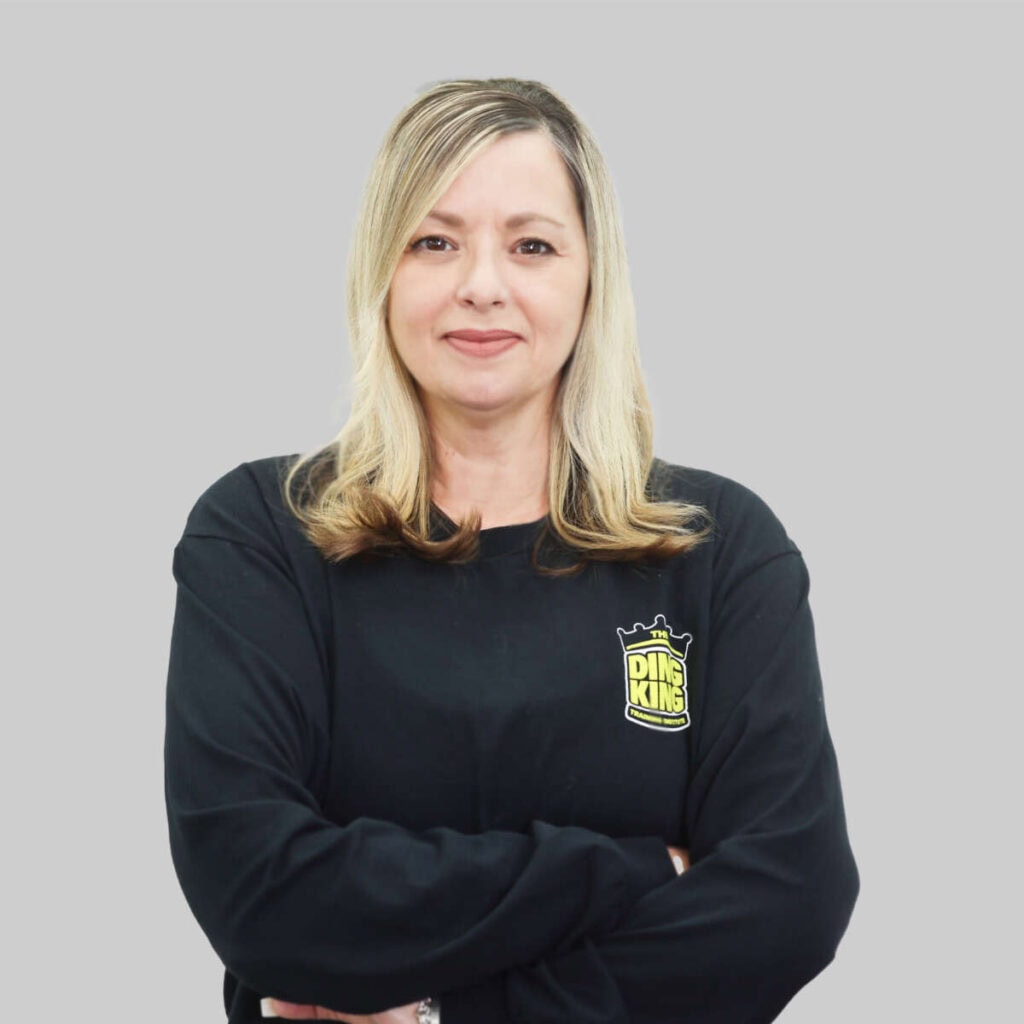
[439,385,526,416]
[453,394,516,414]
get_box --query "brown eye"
[409,235,451,252]
[518,239,555,256]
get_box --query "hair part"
[282,77,712,576]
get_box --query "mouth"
[445,330,522,342]
[443,333,522,358]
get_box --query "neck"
[426,401,552,530]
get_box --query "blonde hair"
[282,77,712,575]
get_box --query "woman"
[165,77,858,1024]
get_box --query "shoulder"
[179,452,306,553]
[648,456,801,571]
[173,454,334,676]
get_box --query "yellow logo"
[617,614,692,732]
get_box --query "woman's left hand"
[261,997,420,1022]
[667,845,690,874]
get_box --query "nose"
[454,242,509,308]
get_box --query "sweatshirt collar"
[428,503,548,559]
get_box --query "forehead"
[424,132,580,228]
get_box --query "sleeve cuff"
[435,837,673,1024]
[612,836,679,906]
[439,974,513,1024]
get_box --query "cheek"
[518,286,587,346]
[389,267,432,322]
[511,278,570,318]
[388,284,442,376]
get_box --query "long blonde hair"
[282,77,712,575]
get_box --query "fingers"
[261,997,353,1020]
[666,845,691,874]
[261,997,420,1022]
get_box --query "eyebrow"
[424,209,568,231]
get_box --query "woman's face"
[387,130,590,426]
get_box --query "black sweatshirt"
[163,454,859,1023]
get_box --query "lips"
[445,330,522,341]
[443,330,521,358]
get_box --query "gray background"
[2,0,1020,1019]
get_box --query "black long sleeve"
[164,456,857,1022]
[445,548,858,1023]
[164,474,676,1018]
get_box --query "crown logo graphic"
[616,614,692,660]
[617,614,693,733]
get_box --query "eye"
[409,235,453,253]
[516,238,555,256]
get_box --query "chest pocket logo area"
[617,614,693,732]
